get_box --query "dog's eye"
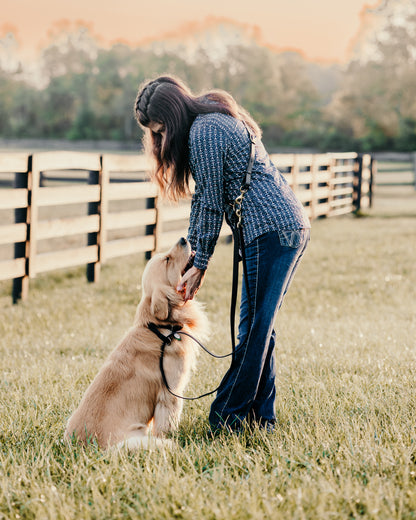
[165,256,170,263]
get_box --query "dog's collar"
[148,322,182,345]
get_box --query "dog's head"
[140,237,195,322]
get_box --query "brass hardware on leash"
[233,186,249,228]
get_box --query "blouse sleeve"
[187,119,228,270]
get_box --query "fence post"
[12,156,31,303]
[28,156,40,278]
[145,192,159,260]
[327,155,336,217]
[86,168,101,282]
[154,192,161,254]
[291,155,299,194]
[309,155,318,220]
[99,157,109,264]
[369,156,376,208]
[353,154,363,212]
[360,154,372,211]
[412,152,416,190]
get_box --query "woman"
[134,75,310,432]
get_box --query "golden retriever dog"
[65,237,208,450]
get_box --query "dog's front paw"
[115,435,174,451]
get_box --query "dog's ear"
[150,287,170,321]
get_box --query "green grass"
[1,206,416,518]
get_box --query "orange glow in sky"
[3,0,378,62]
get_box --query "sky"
[3,0,378,63]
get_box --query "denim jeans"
[209,228,310,431]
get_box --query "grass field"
[1,186,416,519]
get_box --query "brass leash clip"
[233,186,249,228]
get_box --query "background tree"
[328,5,416,150]
[1,8,415,152]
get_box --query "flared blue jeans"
[209,228,310,430]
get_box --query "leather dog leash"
[229,123,256,361]
[149,124,256,400]
[148,322,232,400]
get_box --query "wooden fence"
[373,152,416,189]
[0,151,374,303]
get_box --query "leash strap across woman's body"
[229,126,256,362]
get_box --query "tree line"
[1,19,415,152]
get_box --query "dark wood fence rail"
[0,151,374,303]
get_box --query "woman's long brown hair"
[134,75,261,201]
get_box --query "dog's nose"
[179,237,187,246]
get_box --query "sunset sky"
[3,0,378,62]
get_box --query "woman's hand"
[176,266,206,302]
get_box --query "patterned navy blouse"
[187,113,310,270]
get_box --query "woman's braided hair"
[134,80,161,126]
[134,75,261,201]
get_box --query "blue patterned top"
[187,113,310,269]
